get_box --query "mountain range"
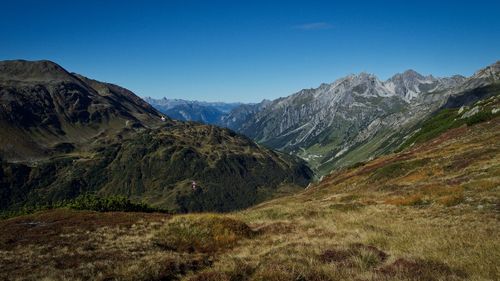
[144,97,244,124]
[148,62,500,175]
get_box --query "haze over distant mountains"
[144,97,245,124]
[146,62,500,175]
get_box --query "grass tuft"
[384,194,430,206]
[329,203,364,212]
[319,244,388,269]
[376,258,467,281]
[154,214,254,253]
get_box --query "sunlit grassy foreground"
[1,118,499,280]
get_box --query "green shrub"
[465,110,494,126]
[66,194,160,212]
[398,109,462,151]
[0,194,164,220]
[371,159,430,182]
[398,89,500,152]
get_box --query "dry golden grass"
[154,214,254,253]
[1,118,499,280]
[186,118,500,281]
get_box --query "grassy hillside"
[0,121,312,213]
[0,60,313,214]
[398,85,500,151]
[1,104,498,280]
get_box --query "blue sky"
[1,0,499,102]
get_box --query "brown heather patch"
[418,184,460,195]
[250,262,302,281]
[319,248,353,263]
[445,147,497,172]
[416,125,469,151]
[383,183,471,207]
[350,243,389,262]
[253,221,296,235]
[0,209,216,281]
[110,253,212,281]
[357,153,414,176]
[0,209,168,251]
[186,271,232,281]
[316,151,417,188]
[437,193,465,207]
[319,244,388,268]
[445,176,468,186]
[384,194,428,207]
[397,169,428,184]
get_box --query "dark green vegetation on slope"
[0,60,313,214]
[0,122,312,213]
[398,84,500,151]
[0,193,163,219]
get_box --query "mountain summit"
[0,60,75,82]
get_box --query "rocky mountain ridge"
[219,62,499,174]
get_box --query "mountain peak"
[384,69,440,101]
[402,69,422,77]
[357,72,377,79]
[388,69,426,82]
[332,72,378,87]
[0,59,74,83]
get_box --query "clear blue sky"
[1,0,499,102]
